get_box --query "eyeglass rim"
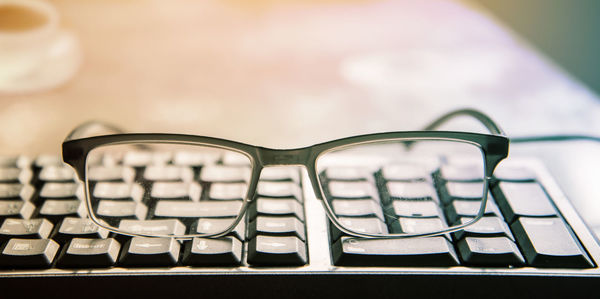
[62,130,508,239]
[310,139,492,238]
[64,130,508,176]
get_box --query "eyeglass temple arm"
[64,120,126,142]
[511,135,600,143]
[421,108,506,135]
[424,110,600,144]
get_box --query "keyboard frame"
[1,158,599,296]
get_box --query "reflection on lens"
[316,139,486,237]
[85,143,251,238]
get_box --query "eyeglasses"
[62,109,509,240]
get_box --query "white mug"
[0,0,80,94]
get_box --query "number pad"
[323,162,594,269]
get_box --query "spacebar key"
[332,236,459,267]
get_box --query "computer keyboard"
[0,153,598,296]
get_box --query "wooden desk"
[1,0,600,230]
[2,0,597,154]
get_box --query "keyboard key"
[387,200,443,218]
[118,219,186,237]
[39,182,82,200]
[85,152,106,167]
[88,166,135,182]
[123,151,171,167]
[457,237,525,266]
[0,183,34,201]
[173,151,220,167]
[153,201,242,218]
[511,217,593,268]
[247,235,307,266]
[257,181,302,199]
[326,181,378,200]
[247,216,305,241]
[34,155,64,168]
[143,165,194,182]
[320,167,372,181]
[0,156,29,168]
[200,166,250,182]
[444,181,485,199]
[93,182,144,201]
[194,218,245,240]
[151,182,202,201]
[493,164,537,182]
[248,198,304,221]
[0,201,35,221]
[119,237,180,267]
[182,237,242,266]
[259,167,300,182]
[38,200,85,223]
[222,151,251,166]
[332,199,384,221]
[379,163,432,181]
[493,182,557,223]
[0,219,53,242]
[96,200,147,223]
[391,217,447,234]
[208,183,248,201]
[329,217,388,241]
[332,236,459,266]
[453,216,514,241]
[0,238,59,268]
[57,238,121,268]
[439,164,483,182]
[0,167,32,184]
[53,218,109,244]
[38,165,76,183]
[444,199,501,223]
[385,181,437,201]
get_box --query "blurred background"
[1,0,600,230]
[477,0,600,96]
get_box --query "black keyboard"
[0,154,598,297]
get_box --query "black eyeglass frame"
[62,109,509,239]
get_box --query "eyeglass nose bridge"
[255,147,312,167]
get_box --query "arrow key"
[247,235,307,266]
[182,237,242,266]
[119,237,180,267]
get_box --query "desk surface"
[1,0,600,230]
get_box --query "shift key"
[511,217,593,268]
